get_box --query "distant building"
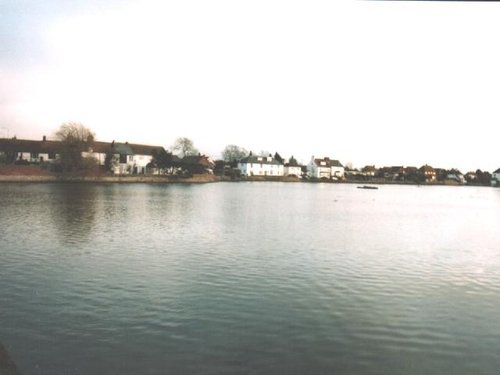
[87,141,165,174]
[0,137,166,174]
[377,166,403,180]
[127,143,167,174]
[238,153,284,177]
[0,136,61,163]
[419,164,436,182]
[307,157,344,180]
[404,166,418,176]
[404,166,419,181]
[109,142,135,174]
[362,165,377,177]
[465,171,477,182]
[181,154,214,174]
[433,168,448,181]
[445,170,465,184]
[389,166,405,180]
[284,157,302,177]
[492,168,500,186]
[330,160,344,179]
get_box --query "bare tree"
[222,144,247,162]
[55,122,95,171]
[56,122,95,144]
[172,137,198,157]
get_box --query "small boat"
[357,185,378,190]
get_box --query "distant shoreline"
[0,174,495,187]
[0,174,221,184]
[0,165,495,186]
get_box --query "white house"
[330,159,345,179]
[82,141,109,166]
[283,157,302,177]
[492,168,500,186]
[84,141,166,174]
[307,156,344,180]
[284,164,302,177]
[307,157,331,179]
[127,143,164,174]
[238,153,284,177]
[104,142,165,174]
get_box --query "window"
[119,154,127,163]
[31,152,39,159]
[48,152,56,160]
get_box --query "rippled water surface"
[1,182,500,374]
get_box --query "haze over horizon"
[1,1,500,172]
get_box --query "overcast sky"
[1,0,500,171]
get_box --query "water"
[1,182,500,374]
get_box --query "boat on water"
[357,185,378,190]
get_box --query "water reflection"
[49,183,97,246]
[0,343,20,375]
[2,183,500,375]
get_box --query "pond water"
[1,182,500,374]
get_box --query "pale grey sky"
[1,0,500,172]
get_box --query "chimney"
[43,135,46,142]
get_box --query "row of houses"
[348,164,466,183]
[347,164,465,183]
[0,137,345,180]
[0,137,213,175]
[349,164,500,186]
[236,153,345,180]
[3,136,499,185]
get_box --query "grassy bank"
[0,174,221,183]
[0,165,220,183]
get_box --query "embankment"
[0,168,221,184]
